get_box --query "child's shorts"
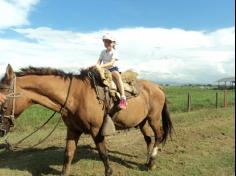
[108,66,119,72]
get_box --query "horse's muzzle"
[0,129,6,137]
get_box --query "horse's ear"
[6,64,14,81]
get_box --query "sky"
[0,0,235,84]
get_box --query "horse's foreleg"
[61,129,81,176]
[91,128,113,176]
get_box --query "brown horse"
[0,64,173,176]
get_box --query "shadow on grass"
[0,144,146,176]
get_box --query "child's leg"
[111,71,125,98]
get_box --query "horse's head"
[0,64,15,137]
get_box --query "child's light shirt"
[99,49,118,68]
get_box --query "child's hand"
[89,65,97,68]
[95,64,101,68]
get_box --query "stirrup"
[101,115,116,136]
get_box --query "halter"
[0,75,21,135]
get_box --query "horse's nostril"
[0,131,4,137]
[0,129,6,137]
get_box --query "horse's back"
[138,79,165,99]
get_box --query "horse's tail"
[161,98,174,144]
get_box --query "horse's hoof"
[105,168,113,176]
[148,164,157,171]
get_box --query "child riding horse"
[96,34,127,109]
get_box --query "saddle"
[85,66,140,136]
[87,66,140,107]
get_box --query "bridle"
[0,75,21,136]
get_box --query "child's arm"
[100,58,116,68]
[96,58,102,65]
[96,51,104,66]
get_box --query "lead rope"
[12,75,16,121]
[7,76,73,151]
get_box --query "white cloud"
[0,26,235,83]
[0,0,39,29]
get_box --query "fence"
[186,90,230,112]
[165,87,235,113]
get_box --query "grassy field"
[0,86,235,176]
[164,86,235,112]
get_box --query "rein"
[3,75,73,151]
[88,72,102,103]
[88,71,111,111]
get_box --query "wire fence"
[165,87,235,113]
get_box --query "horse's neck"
[16,75,80,115]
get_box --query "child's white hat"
[102,33,116,43]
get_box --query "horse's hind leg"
[147,112,163,170]
[139,119,154,165]
[62,128,82,176]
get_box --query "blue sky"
[0,0,235,83]
[29,0,235,31]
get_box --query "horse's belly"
[113,95,149,128]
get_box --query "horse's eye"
[2,106,7,111]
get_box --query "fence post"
[216,92,218,109]
[187,92,192,112]
[224,89,227,108]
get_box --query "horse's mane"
[15,66,93,80]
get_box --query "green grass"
[164,86,235,112]
[0,107,234,176]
